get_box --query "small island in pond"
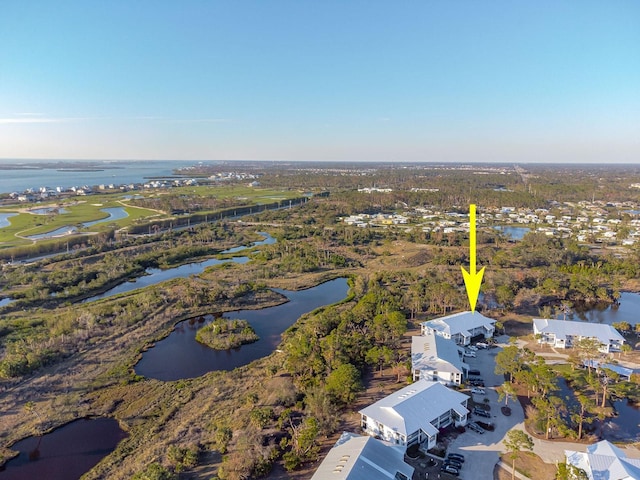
[195,318,259,350]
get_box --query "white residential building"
[565,440,640,480]
[359,380,469,450]
[533,318,625,353]
[421,311,496,346]
[310,432,414,480]
[411,331,468,385]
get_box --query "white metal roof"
[411,331,467,375]
[421,311,496,336]
[533,318,625,343]
[310,432,414,480]
[566,440,640,480]
[359,380,469,437]
[583,360,635,379]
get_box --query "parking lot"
[442,337,525,479]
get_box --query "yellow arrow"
[461,204,485,312]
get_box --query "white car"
[471,387,486,395]
[463,351,476,358]
[468,345,478,351]
[476,342,488,349]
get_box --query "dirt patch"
[497,452,557,480]
[500,314,533,338]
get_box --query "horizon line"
[1,158,639,166]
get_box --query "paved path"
[496,460,531,479]
[447,338,640,480]
[447,345,525,480]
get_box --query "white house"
[533,318,625,353]
[421,311,496,346]
[359,380,469,451]
[311,432,414,480]
[411,331,468,385]
[565,440,640,480]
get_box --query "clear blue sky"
[1,1,638,163]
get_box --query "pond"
[82,207,129,228]
[28,207,69,215]
[26,226,78,240]
[555,377,640,442]
[82,256,250,303]
[0,417,127,480]
[564,292,640,326]
[0,212,18,228]
[604,399,640,442]
[82,233,275,303]
[135,277,349,380]
[220,231,276,253]
[0,297,14,307]
[493,226,531,241]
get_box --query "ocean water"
[0,160,204,194]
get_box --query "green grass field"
[0,186,300,248]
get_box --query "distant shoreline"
[0,161,126,171]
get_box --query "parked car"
[468,369,481,376]
[476,421,495,431]
[463,351,476,358]
[467,345,478,351]
[476,342,488,349]
[447,453,465,463]
[467,422,485,433]
[444,459,462,470]
[473,407,492,418]
[468,379,485,387]
[470,387,486,395]
[441,464,460,476]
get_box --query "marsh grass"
[195,318,259,350]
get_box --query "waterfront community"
[1,161,640,479]
[2,0,639,477]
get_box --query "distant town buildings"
[357,187,393,193]
[7,178,200,203]
[340,199,640,247]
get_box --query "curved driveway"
[446,339,525,479]
[446,336,640,479]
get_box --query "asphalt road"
[445,338,525,480]
[442,336,640,479]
